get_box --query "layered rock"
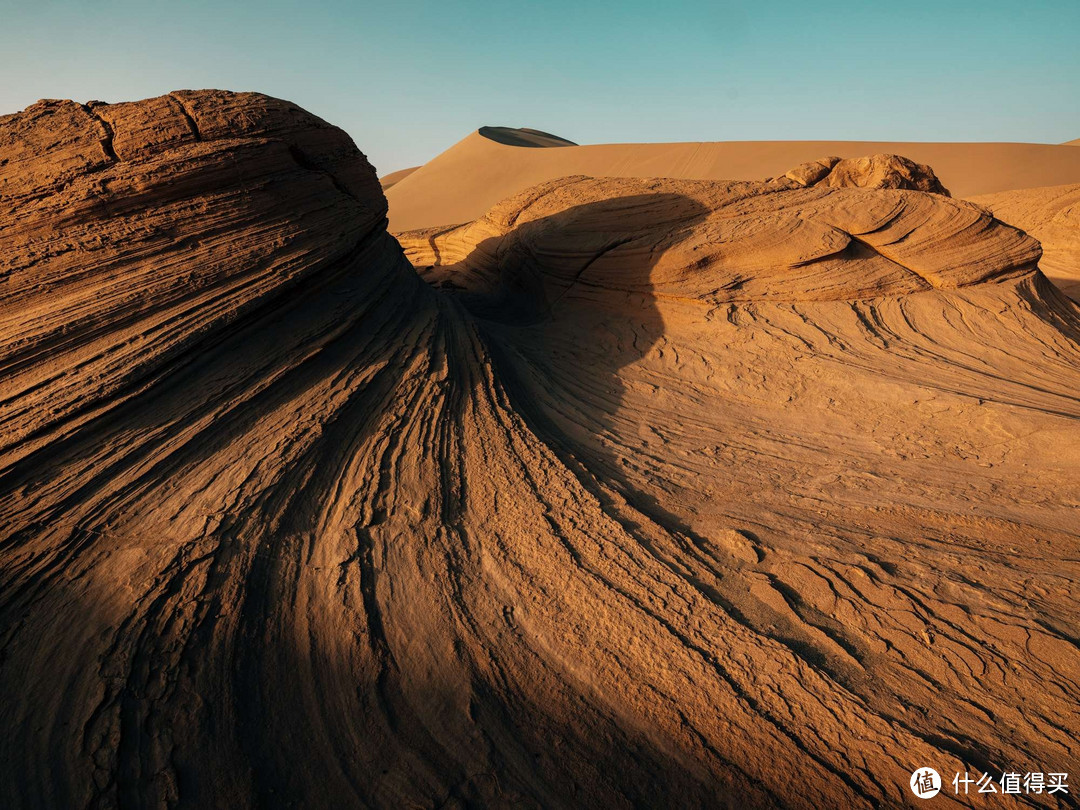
[971,182,1080,301]
[398,170,1030,308]
[0,90,387,455]
[783,153,949,194]
[2,93,1079,810]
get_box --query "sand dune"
[386,130,1080,231]
[971,183,1080,300]
[379,165,420,189]
[2,92,1079,809]
[381,128,573,192]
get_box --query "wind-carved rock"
[783,153,949,194]
[1,93,1078,810]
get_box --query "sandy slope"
[386,130,1080,231]
[381,128,575,191]
[971,183,1080,301]
[379,165,420,189]
[2,92,1079,809]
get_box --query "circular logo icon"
[910,768,942,798]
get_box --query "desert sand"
[1,92,1079,809]
[379,164,420,189]
[385,128,1080,232]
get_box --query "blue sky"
[2,0,1078,174]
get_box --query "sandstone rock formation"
[971,183,1080,301]
[2,92,1079,810]
[783,155,841,186]
[782,153,949,195]
[398,169,1004,309]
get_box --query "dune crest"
[478,126,577,148]
[2,92,1079,809]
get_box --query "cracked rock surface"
[1,91,1079,809]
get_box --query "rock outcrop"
[783,155,842,186]
[2,92,1079,810]
[398,171,1023,309]
[971,182,1080,301]
[783,153,949,194]
[0,90,387,453]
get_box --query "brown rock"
[821,153,950,194]
[971,182,1080,300]
[1,92,1078,810]
[399,173,1035,305]
[783,155,841,186]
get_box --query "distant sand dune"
[379,165,420,189]
[386,131,1080,231]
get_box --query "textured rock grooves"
[782,153,950,195]
[971,183,1080,302]
[2,93,1079,810]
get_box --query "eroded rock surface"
[399,171,1027,306]
[971,182,1080,301]
[783,153,949,194]
[2,93,1079,810]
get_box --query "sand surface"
[1,92,1079,809]
[386,129,1080,231]
[379,164,420,189]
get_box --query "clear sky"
[2,0,1078,175]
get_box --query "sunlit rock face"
[783,153,950,195]
[1,92,1079,810]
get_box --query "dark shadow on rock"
[427,191,720,548]
[0,193,786,810]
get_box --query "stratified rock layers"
[972,183,1080,302]
[1,92,1079,810]
[783,153,949,195]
